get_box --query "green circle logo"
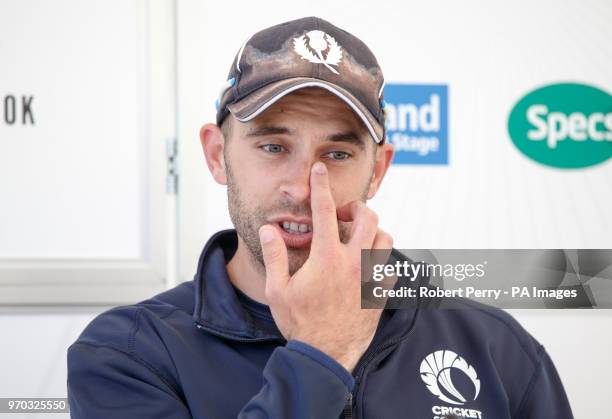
[508,82,612,169]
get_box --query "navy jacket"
[67,229,574,418]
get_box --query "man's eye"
[261,144,285,153]
[325,151,351,161]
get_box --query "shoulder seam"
[69,341,182,401]
[127,307,143,354]
[157,307,188,320]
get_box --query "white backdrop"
[0,1,173,416]
[0,0,172,305]
[0,0,147,259]
[0,1,609,418]
[177,0,612,417]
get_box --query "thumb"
[258,225,289,288]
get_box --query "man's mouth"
[269,217,313,249]
[280,221,313,234]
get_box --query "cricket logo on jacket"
[420,349,480,404]
[420,350,485,418]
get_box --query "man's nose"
[279,160,314,204]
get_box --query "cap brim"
[227,77,384,143]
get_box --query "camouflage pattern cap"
[216,16,386,143]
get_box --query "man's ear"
[200,123,227,185]
[367,142,394,199]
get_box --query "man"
[67,17,573,418]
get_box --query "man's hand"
[258,161,393,373]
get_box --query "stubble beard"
[225,159,369,277]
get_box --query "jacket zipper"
[194,321,286,344]
[342,393,353,419]
[345,308,421,419]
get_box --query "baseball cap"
[215,16,386,143]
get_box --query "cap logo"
[293,30,342,74]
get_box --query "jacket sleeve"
[238,340,354,419]
[513,347,574,419]
[67,342,192,419]
[68,339,353,419]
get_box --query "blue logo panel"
[383,84,449,165]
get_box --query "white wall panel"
[0,0,176,304]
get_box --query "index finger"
[310,161,340,250]
[336,200,378,251]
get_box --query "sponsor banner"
[508,82,612,169]
[383,83,448,164]
[361,249,612,309]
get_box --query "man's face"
[223,88,379,275]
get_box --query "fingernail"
[313,162,326,175]
[259,226,275,244]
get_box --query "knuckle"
[316,200,335,215]
[312,177,329,195]
[352,201,366,217]
[264,282,279,302]
[362,208,378,226]
[385,233,394,247]
[378,232,393,249]
[264,244,282,262]
[378,229,391,241]
[370,211,379,226]
[351,200,364,212]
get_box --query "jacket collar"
[193,229,421,345]
[193,229,283,341]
